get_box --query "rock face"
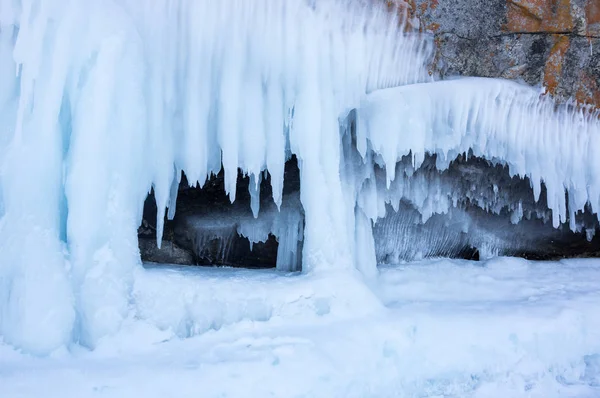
[408,0,600,105]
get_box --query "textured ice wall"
[0,0,430,353]
[356,78,600,230]
[0,0,599,355]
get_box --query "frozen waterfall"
[0,0,599,355]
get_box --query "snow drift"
[0,0,599,355]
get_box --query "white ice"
[1,257,600,398]
[0,0,432,353]
[0,0,599,363]
[356,78,600,231]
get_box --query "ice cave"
[1,0,600,396]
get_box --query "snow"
[0,0,599,367]
[0,0,598,391]
[1,258,600,397]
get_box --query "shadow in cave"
[138,156,302,270]
[138,151,600,269]
[372,153,600,264]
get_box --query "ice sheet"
[1,258,599,397]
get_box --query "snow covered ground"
[1,257,600,398]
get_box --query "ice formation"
[0,0,599,355]
[356,79,600,231]
[178,192,304,272]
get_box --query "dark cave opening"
[372,153,600,264]
[138,156,303,269]
[138,150,600,268]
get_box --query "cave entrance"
[139,157,303,271]
[372,153,600,264]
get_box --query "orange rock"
[543,35,570,95]
[506,0,543,31]
[587,1,600,24]
[586,1,600,36]
[574,72,600,106]
[505,0,574,33]
[413,0,441,32]
[426,22,441,32]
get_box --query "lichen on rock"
[409,0,600,106]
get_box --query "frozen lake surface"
[2,257,600,398]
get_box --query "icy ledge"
[356,78,600,232]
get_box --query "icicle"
[249,173,262,219]
[510,201,523,225]
[357,77,600,233]
[4,0,599,357]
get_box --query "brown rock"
[587,1,600,36]
[543,35,571,94]
[410,0,600,107]
[505,0,574,32]
[574,71,600,105]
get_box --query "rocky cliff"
[406,0,600,105]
